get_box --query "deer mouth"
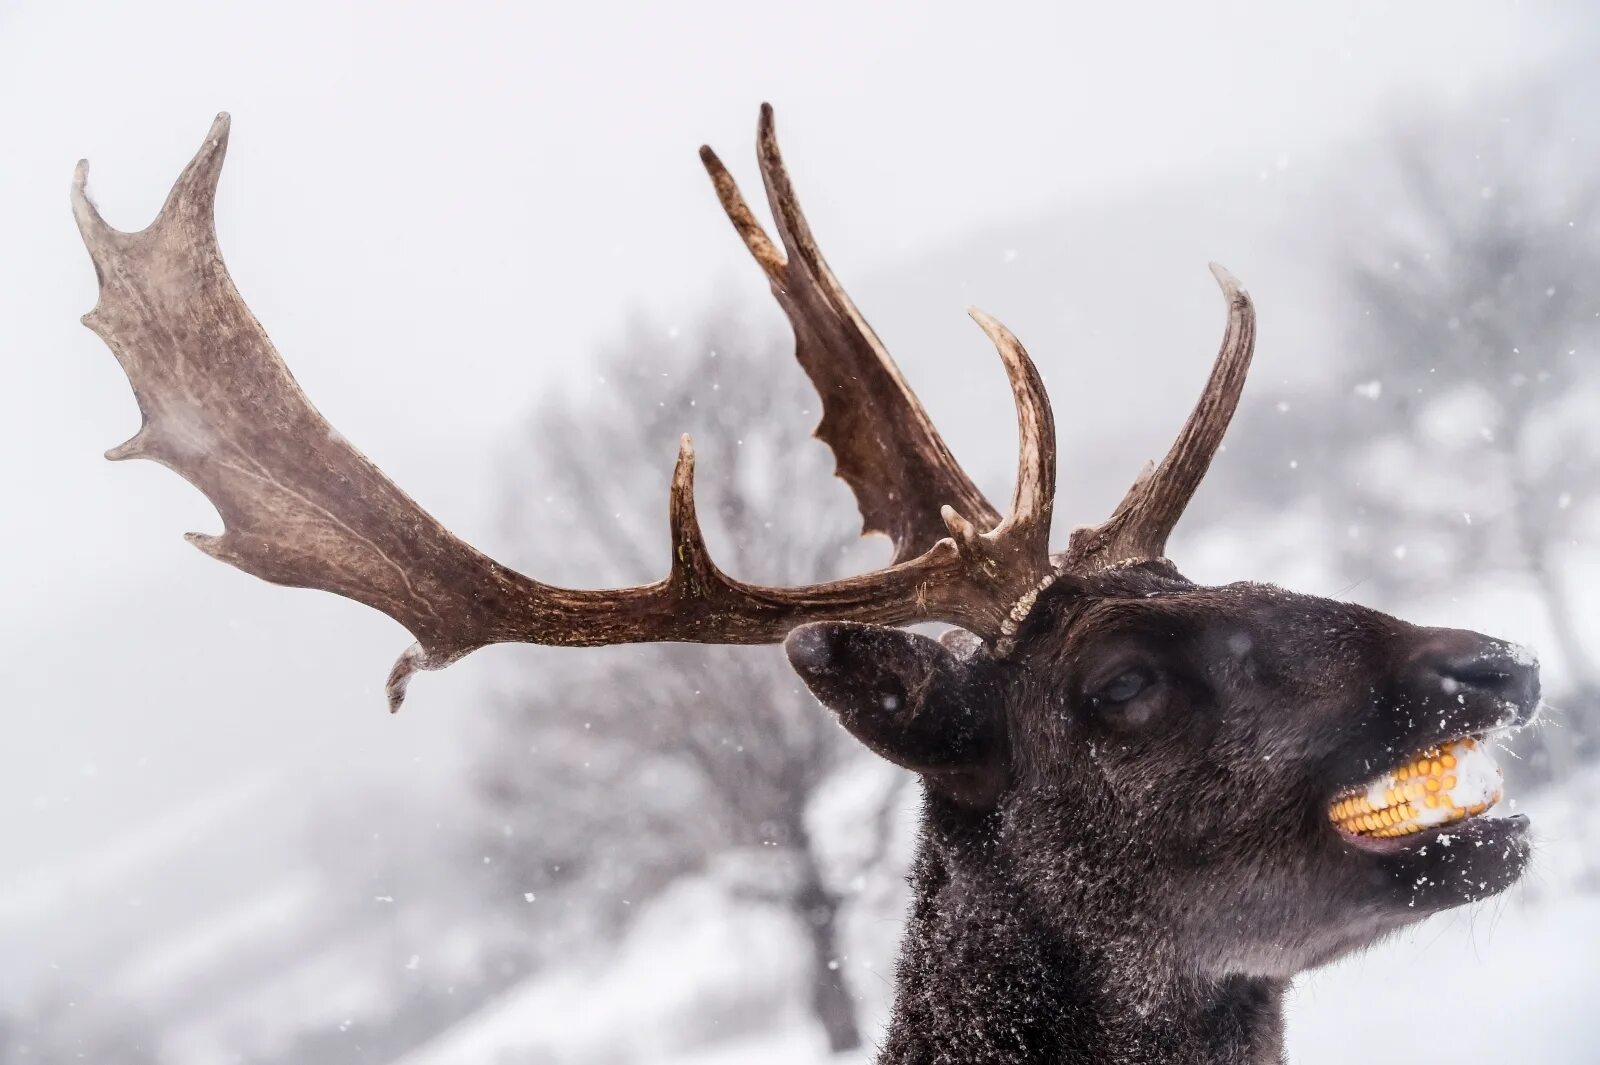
[1326,735,1509,851]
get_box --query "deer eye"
[1091,669,1152,706]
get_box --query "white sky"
[0,1,1575,879]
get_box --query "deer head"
[73,107,1538,997]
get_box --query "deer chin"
[1325,734,1518,854]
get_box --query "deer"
[72,106,1541,1064]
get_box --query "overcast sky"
[0,1,1576,886]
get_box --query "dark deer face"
[786,559,1539,979]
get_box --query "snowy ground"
[382,767,1600,1065]
[5,682,1595,1065]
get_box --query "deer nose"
[1412,629,1541,726]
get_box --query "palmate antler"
[72,107,1253,710]
[698,106,1003,563]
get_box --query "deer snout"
[1409,629,1541,727]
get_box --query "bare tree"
[1338,96,1600,730]
[1216,78,1600,773]
[474,307,905,1052]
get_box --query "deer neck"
[879,818,1287,1065]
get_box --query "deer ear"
[784,622,1006,806]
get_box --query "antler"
[699,106,1253,577]
[699,105,1001,563]
[73,112,1057,711]
[1064,264,1257,570]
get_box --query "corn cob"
[1329,737,1503,839]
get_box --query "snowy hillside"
[365,766,1600,1065]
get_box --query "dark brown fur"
[787,561,1538,1063]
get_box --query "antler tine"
[701,104,1000,564]
[968,308,1055,561]
[665,434,727,598]
[388,436,727,713]
[751,103,832,297]
[937,309,1059,650]
[698,144,785,284]
[71,161,114,252]
[152,111,230,230]
[1068,264,1256,568]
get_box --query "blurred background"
[3,1,1599,1061]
